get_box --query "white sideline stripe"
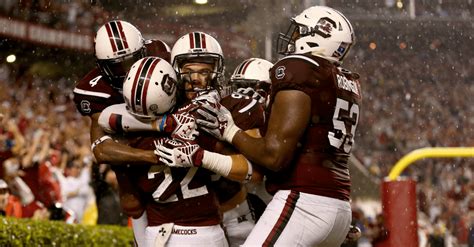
[73,88,111,98]
[280,55,320,67]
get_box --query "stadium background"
[0,0,473,246]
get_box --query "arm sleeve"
[98,103,160,133]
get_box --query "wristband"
[224,124,241,144]
[91,135,112,152]
[159,114,168,132]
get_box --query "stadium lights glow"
[194,0,208,4]
[6,54,16,63]
[399,42,407,49]
[396,0,403,9]
[369,42,377,50]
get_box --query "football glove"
[196,102,241,144]
[154,138,204,168]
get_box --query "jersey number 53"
[328,98,360,153]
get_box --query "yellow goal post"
[387,147,474,181]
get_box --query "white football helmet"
[231,58,273,86]
[231,58,273,106]
[95,20,146,85]
[170,32,225,89]
[277,6,355,64]
[122,57,178,120]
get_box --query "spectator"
[59,158,92,223]
[0,179,22,218]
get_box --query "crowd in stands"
[0,62,127,226]
[347,36,473,246]
[0,0,110,32]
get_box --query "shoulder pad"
[73,68,124,116]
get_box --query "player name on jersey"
[336,74,359,96]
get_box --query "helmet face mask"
[231,79,260,91]
[171,32,225,97]
[96,48,146,86]
[277,21,299,55]
[277,6,355,64]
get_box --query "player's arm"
[233,90,311,171]
[98,104,164,133]
[90,112,159,166]
[98,103,198,141]
[154,129,263,183]
[198,90,311,172]
[214,128,263,182]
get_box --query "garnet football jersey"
[129,135,221,227]
[265,54,362,201]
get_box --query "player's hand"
[154,138,204,168]
[196,102,241,143]
[162,111,199,141]
[193,89,221,105]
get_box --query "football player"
[105,56,228,246]
[211,57,274,246]
[155,33,269,247]
[196,6,362,246]
[72,20,173,246]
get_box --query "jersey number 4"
[328,98,360,153]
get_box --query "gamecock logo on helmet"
[315,17,337,38]
[161,74,177,96]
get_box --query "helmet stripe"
[233,61,246,76]
[240,58,254,75]
[116,21,129,50]
[109,21,125,52]
[235,58,253,76]
[131,57,149,112]
[134,58,155,115]
[194,32,202,48]
[104,23,117,52]
[201,33,206,48]
[189,33,195,49]
[140,58,161,116]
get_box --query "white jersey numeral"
[89,75,102,87]
[148,166,208,203]
[328,98,359,153]
[231,91,258,113]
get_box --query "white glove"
[193,89,221,105]
[196,103,241,143]
[154,138,204,168]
